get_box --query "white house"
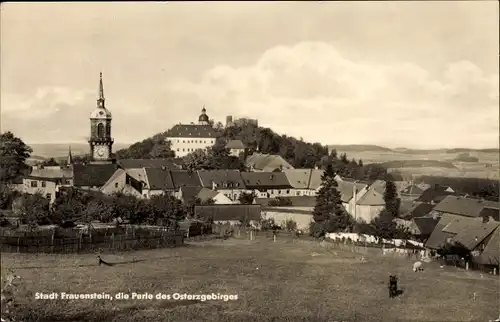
[166,107,218,157]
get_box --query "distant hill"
[28,143,131,158]
[328,144,392,152]
[332,145,499,154]
[376,160,458,169]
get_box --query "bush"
[284,219,297,231]
[309,221,326,238]
[268,197,293,207]
[260,217,276,231]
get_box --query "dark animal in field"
[97,256,114,266]
[388,275,398,298]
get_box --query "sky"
[1,2,498,149]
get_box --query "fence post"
[78,232,82,253]
[494,268,497,276]
[17,237,20,253]
[51,230,55,253]
[112,233,115,249]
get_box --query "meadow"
[2,235,498,322]
[337,150,499,179]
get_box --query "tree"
[384,179,400,217]
[40,158,59,166]
[358,159,364,167]
[12,193,51,228]
[238,192,255,205]
[0,132,32,183]
[0,184,20,210]
[183,149,210,171]
[214,121,224,131]
[149,139,175,158]
[311,164,354,237]
[149,193,185,223]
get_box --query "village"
[1,2,499,321]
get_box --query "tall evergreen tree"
[312,164,354,236]
[384,180,400,217]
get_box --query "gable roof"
[283,169,312,189]
[356,189,385,206]
[403,203,435,220]
[225,140,246,149]
[170,170,202,189]
[425,214,458,249]
[197,170,246,189]
[197,187,219,202]
[400,184,425,196]
[117,159,180,170]
[415,186,458,203]
[180,186,203,204]
[308,169,324,190]
[29,165,73,179]
[194,204,261,221]
[433,196,500,217]
[245,153,294,172]
[474,227,500,266]
[72,163,118,187]
[166,124,217,138]
[412,217,439,236]
[144,168,175,190]
[452,220,500,251]
[241,172,292,189]
[337,181,368,203]
[255,196,317,207]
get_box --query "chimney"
[226,115,233,127]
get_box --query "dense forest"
[414,176,499,201]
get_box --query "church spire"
[97,72,105,108]
[67,145,73,165]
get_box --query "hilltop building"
[166,107,218,157]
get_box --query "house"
[474,226,500,268]
[117,159,181,170]
[20,165,74,203]
[415,185,459,204]
[245,153,294,172]
[353,182,386,223]
[194,204,262,225]
[432,195,500,218]
[100,169,144,198]
[170,170,203,198]
[399,184,425,200]
[225,140,247,157]
[408,217,439,242]
[179,186,233,205]
[334,178,369,220]
[241,172,293,198]
[401,203,436,220]
[197,170,247,202]
[284,169,313,196]
[101,167,175,198]
[165,108,218,157]
[72,163,119,191]
[307,169,324,196]
[425,213,500,269]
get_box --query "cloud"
[171,41,499,148]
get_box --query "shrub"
[268,197,293,207]
[284,219,297,231]
[260,217,276,231]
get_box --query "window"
[286,189,290,194]
[182,148,185,152]
[182,140,185,143]
[30,181,38,188]
[41,181,46,187]
[296,191,301,196]
[97,123,105,138]
[177,148,180,152]
[46,193,51,200]
[115,182,119,188]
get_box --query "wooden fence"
[0,226,184,254]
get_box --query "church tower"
[88,72,113,164]
[198,106,210,125]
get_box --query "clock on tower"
[88,72,114,164]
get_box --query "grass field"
[2,236,499,322]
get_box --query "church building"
[88,72,114,164]
[166,107,218,157]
